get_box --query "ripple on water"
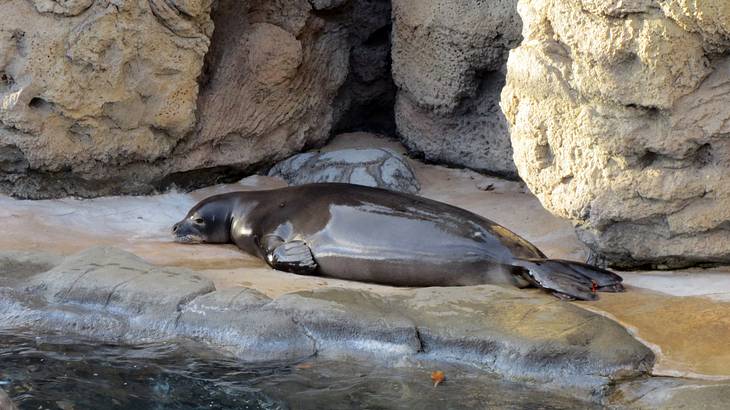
[0,331,597,410]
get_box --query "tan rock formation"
[0,0,384,198]
[185,0,350,178]
[502,0,730,268]
[392,0,522,177]
[0,0,212,197]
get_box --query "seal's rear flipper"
[552,259,625,293]
[514,259,624,301]
[265,239,318,275]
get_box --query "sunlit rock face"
[391,0,522,177]
[502,0,730,268]
[0,0,213,197]
[0,0,390,198]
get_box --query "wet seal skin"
[173,183,623,300]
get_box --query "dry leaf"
[431,370,445,387]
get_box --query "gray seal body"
[173,183,623,300]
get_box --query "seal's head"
[173,195,233,244]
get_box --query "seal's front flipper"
[264,238,318,275]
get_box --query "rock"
[0,250,62,287]
[0,247,654,399]
[502,0,730,268]
[22,247,215,339]
[0,0,394,199]
[178,288,316,362]
[30,0,94,17]
[186,0,348,180]
[169,0,396,192]
[269,288,421,358]
[608,377,730,409]
[0,388,17,410]
[391,0,522,177]
[0,0,212,198]
[268,146,421,193]
[392,286,654,398]
[24,247,215,317]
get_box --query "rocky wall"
[391,0,523,177]
[0,0,213,197]
[502,0,730,268]
[0,0,392,198]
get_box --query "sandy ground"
[1,133,729,379]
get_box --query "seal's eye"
[194,217,205,224]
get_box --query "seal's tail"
[513,258,624,301]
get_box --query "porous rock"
[268,147,421,193]
[391,0,522,177]
[502,0,730,268]
[0,0,212,198]
[0,0,392,198]
[186,0,350,179]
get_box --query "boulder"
[0,0,392,198]
[21,247,215,340]
[502,0,730,268]
[268,147,421,193]
[391,0,522,177]
[0,247,654,399]
[392,286,653,398]
[177,288,316,362]
[185,0,350,182]
[269,288,422,358]
[0,0,212,198]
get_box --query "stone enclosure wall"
[0,0,519,199]
[0,0,394,198]
[2,0,730,268]
[392,0,522,177]
[502,0,730,268]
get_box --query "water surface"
[0,331,596,409]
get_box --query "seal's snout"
[171,219,204,244]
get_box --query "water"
[0,332,597,410]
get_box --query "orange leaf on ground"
[431,370,445,387]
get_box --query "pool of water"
[0,331,597,410]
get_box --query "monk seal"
[172,183,623,300]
